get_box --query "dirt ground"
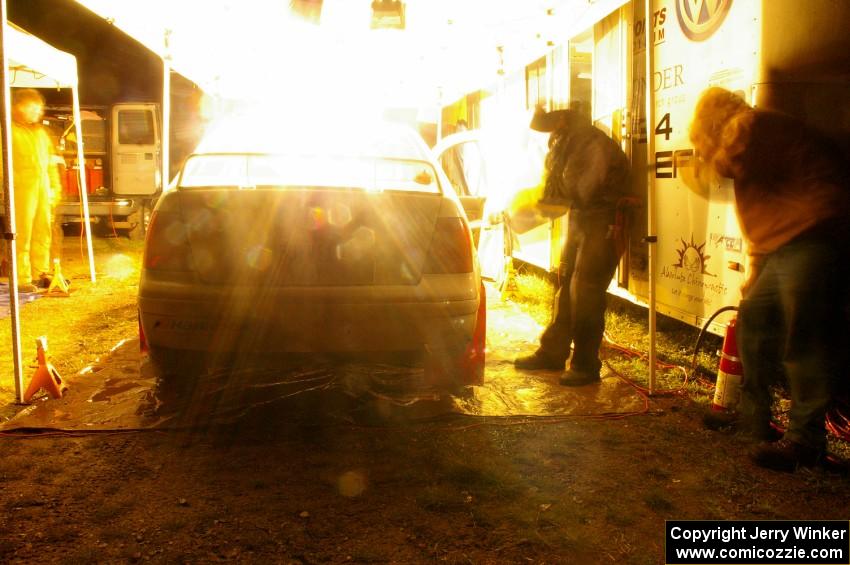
[1,233,849,564]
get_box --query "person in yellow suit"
[10,89,61,293]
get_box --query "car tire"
[127,200,151,240]
[426,348,485,390]
[426,284,487,390]
[148,346,205,399]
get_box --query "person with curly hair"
[691,87,850,472]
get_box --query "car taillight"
[143,209,194,271]
[424,217,473,274]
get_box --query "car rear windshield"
[178,154,441,194]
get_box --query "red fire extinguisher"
[712,318,744,412]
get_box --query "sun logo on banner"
[674,235,714,276]
[676,0,733,41]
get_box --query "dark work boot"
[702,411,782,442]
[751,439,824,473]
[514,351,564,371]
[558,368,601,386]
[702,410,739,432]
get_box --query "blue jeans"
[538,208,621,374]
[737,224,849,448]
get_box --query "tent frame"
[0,11,95,403]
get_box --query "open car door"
[433,132,486,242]
[435,131,513,286]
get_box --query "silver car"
[138,118,485,390]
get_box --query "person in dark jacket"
[691,87,850,472]
[514,105,633,386]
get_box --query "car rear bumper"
[56,198,141,221]
[139,276,481,355]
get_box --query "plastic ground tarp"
[1,287,646,431]
[2,348,646,432]
[0,283,40,319]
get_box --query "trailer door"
[112,103,160,196]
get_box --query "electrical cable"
[601,332,710,397]
[600,305,741,398]
[827,399,850,442]
[0,427,171,438]
[78,202,87,264]
[108,201,119,238]
[689,305,737,382]
[678,304,850,443]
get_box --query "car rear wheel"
[127,200,152,240]
[425,351,480,394]
[147,346,206,400]
[425,283,486,391]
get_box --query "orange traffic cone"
[46,258,70,296]
[712,318,743,412]
[23,337,65,403]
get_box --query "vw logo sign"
[676,0,733,41]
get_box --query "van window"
[118,110,155,145]
[82,118,107,153]
[44,110,107,154]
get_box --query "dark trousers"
[538,208,621,374]
[737,226,849,449]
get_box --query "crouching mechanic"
[514,105,634,386]
[691,87,850,472]
[10,88,62,293]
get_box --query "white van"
[46,102,162,238]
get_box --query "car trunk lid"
[179,188,442,286]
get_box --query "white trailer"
[437,0,850,335]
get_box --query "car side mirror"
[414,170,432,185]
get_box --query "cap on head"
[530,107,571,132]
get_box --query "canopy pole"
[435,86,442,144]
[162,29,171,190]
[72,86,95,282]
[644,0,657,395]
[0,3,25,402]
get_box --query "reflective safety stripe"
[720,351,741,363]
